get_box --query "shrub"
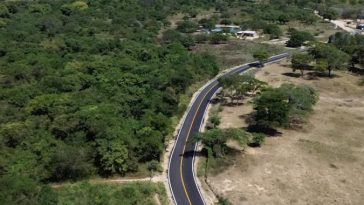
[249,133,266,147]
[263,24,282,39]
[209,33,228,44]
[194,34,209,43]
[286,30,314,47]
[176,20,198,33]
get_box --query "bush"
[209,33,228,44]
[263,24,282,39]
[249,133,266,147]
[194,34,209,43]
[286,29,314,47]
[209,114,221,128]
[253,84,318,128]
[176,20,198,33]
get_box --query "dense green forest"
[0,0,220,198]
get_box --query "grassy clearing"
[56,181,168,205]
[194,40,286,70]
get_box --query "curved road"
[168,53,290,205]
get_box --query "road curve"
[168,53,289,205]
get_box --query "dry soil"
[206,60,364,205]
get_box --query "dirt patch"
[206,61,364,205]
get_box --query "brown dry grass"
[206,60,364,205]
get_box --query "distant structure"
[199,24,260,39]
[237,30,259,39]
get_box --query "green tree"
[253,49,269,67]
[97,139,129,175]
[263,24,282,39]
[291,53,314,77]
[254,88,291,127]
[310,44,350,77]
[194,129,249,157]
[286,30,314,47]
[209,33,228,44]
[0,3,9,18]
[253,84,318,128]
[176,20,198,33]
[0,175,58,205]
[48,145,93,181]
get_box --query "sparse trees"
[218,74,267,104]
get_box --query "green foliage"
[254,87,291,127]
[263,24,282,39]
[291,53,314,76]
[0,175,58,205]
[253,84,318,127]
[176,20,198,33]
[286,29,314,47]
[0,0,220,185]
[310,43,350,76]
[194,128,249,158]
[0,3,9,18]
[219,74,267,104]
[48,145,94,181]
[199,18,217,30]
[57,182,167,205]
[328,32,364,67]
[147,160,161,172]
[208,114,221,129]
[250,133,266,147]
[318,8,339,20]
[216,196,232,205]
[253,48,269,65]
[209,33,228,44]
[194,34,209,43]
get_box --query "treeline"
[290,32,364,77]
[0,0,221,193]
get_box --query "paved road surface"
[168,53,289,205]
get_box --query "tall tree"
[291,53,314,77]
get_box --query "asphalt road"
[168,53,289,205]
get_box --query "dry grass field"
[205,60,364,205]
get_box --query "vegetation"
[57,181,167,205]
[216,196,232,205]
[253,84,318,128]
[194,128,249,158]
[253,49,270,66]
[218,74,267,104]
[310,43,350,77]
[0,0,222,194]
[291,53,314,77]
[328,32,364,68]
[286,29,315,47]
